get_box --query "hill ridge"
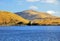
[15,10,59,20]
[0,11,29,26]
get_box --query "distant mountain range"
[15,10,57,20]
[0,10,60,26]
[15,10,60,25]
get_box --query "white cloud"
[26,0,59,5]
[41,0,58,4]
[29,6,38,10]
[26,0,59,4]
[46,10,60,17]
[46,11,56,14]
[26,0,40,2]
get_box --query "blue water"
[0,26,60,41]
[0,26,60,31]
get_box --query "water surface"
[0,26,60,41]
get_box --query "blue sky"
[0,0,60,16]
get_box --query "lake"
[0,26,60,41]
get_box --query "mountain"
[0,11,29,26]
[15,10,57,20]
[15,10,60,25]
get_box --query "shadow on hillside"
[15,21,60,26]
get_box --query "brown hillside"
[15,10,60,25]
[15,10,58,20]
[0,11,29,26]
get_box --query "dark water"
[0,26,60,41]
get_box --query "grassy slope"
[0,11,29,26]
[24,10,60,25]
